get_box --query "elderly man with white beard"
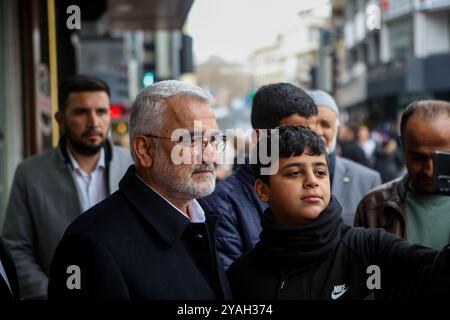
[48,80,232,299]
[308,90,381,225]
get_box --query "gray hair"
[129,80,214,162]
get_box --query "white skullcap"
[308,90,339,116]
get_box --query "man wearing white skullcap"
[308,90,382,225]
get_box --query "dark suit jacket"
[48,165,231,299]
[0,239,20,300]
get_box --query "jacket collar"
[396,173,409,201]
[386,173,409,215]
[119,165,214,246]
[377,174,409,237]
[57,135,116,195]
[235,163,255,186]
[380,174,409,208]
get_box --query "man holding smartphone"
[434,151,450,195]
[355,100,450,250]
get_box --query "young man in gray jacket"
[2,75,132,299]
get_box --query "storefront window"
[389,17,413,61]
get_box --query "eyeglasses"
[144,133,227,152]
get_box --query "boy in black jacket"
[227,125,450,299]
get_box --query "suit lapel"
[53,147,82,219]
[333,157,351,205]
[108,147,123,195]
[119,166,190,245]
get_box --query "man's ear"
[133,136,154,168]
[254,178,270,203]
[55,111,65,129]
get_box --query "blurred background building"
[249,10,329,90]
[324,0,450,127]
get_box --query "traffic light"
[248,89,255,105]
[115,122,128,135]
[143,72,155,87]
[143,36,156,86]
[110,104,124,120]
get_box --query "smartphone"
[433,151,450,195]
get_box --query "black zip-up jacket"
[228,198,450,300]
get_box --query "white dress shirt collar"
[67,147,106,173]
[67,147,107,212]
[135,173,206,223]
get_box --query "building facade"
[332,0,450,127]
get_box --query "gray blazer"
[333,156,382,226]
[2,141,132,299]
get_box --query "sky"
[185,0,330,64]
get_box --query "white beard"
[326,134,338,153]
[151,151,216,199]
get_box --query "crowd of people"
[0,76,449,300]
